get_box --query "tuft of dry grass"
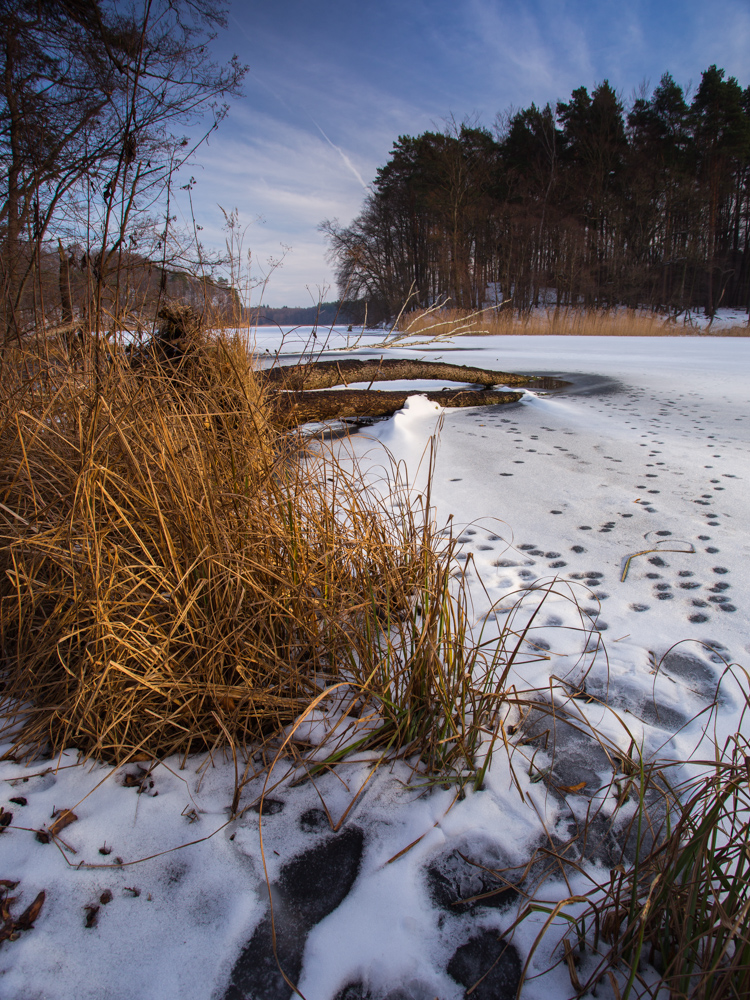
[398,306,750,338]
[562,722,750,1000]
[499,666,750,1000]
[0,329,517,777]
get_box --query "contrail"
[310,118,372,192]
[229,14,372,194]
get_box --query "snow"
[1,329,748,1000]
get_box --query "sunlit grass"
[0,330,521,783]
[398,306,750,338]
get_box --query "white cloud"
[464,0,595,109]
[172,108,375,304]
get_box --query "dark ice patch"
[225,826,364,1000]
[426,849,518,915]
[659,651,718,702]
[447,930,521,1000]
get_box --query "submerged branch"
[273,388,524,426]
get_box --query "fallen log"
[129,313,560,426]
[273,388,524,426]
[264,358,537,391]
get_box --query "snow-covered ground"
[1,331,748,1000]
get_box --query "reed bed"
[0,330,516,778]
[397,306,750,339]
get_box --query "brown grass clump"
[0,330,512,774]
[501,668,750,1000]
[555,722,750,1000]
[398,306,750,338]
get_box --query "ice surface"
[1,329,748,999]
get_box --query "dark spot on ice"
[427,850,519,916]
[705,547,719,553]
[300,809,330,833]
[549,560,567,568]
[648,556,667,567]
[571,545,585,553]
[712,567,729,575]
[447,929,522,1000]
[335,984,427,1000]
[578,525,592,530]
[689,613,709,623]
[630,604,650,612]
[250,798,284,816]
[226,827,364,1000]
[656,530,672,536]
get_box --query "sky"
[177,0,750,306]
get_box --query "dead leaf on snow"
[48,809,77,838]
[15,891,45,931]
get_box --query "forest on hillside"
[324,68,750,321]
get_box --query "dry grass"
[560,720,750,1000]
[398,306,750,338]
[0,330,517,776]
[499,666,750,1000]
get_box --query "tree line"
[323,67,750,321]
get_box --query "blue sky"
[179,0,750,306]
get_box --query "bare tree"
[0,0,246,346]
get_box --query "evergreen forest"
[323,67,750,321]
